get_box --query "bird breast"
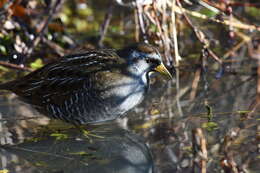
[117,83,146,113]
[105,77,147,115]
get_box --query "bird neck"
[126,64,150,89]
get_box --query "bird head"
[117,43,173,80]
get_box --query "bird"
[0,43,172,125]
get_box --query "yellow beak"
[154,64,173,80]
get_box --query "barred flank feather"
[0,43,168,125]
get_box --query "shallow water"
[0,58,259,172]
[0,1,260,172]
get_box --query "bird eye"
[146,58,160,65]
[132,57,139,63]
[145,58,151,63]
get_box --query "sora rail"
[0,43,172,125]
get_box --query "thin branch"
[175,67,184,117]
[192,128,208,173]
[0,116,40,122]
[98,4,114,48]
[42,37,66,56]
[171,0,181,65]
[26,0,65,55]
[115,0,153,7]
[0,61,32,72]
[177,0,222,64]
[134,9,140,41]
[189,68,201,101]
[136,0,147,41]
[169,2,260,32]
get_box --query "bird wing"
[10,49,126,106]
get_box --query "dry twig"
[26,0,65,56]
[0,61,32,72]
[220,128,241,173]
[98,4,114,47]
[192,128,208,173]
